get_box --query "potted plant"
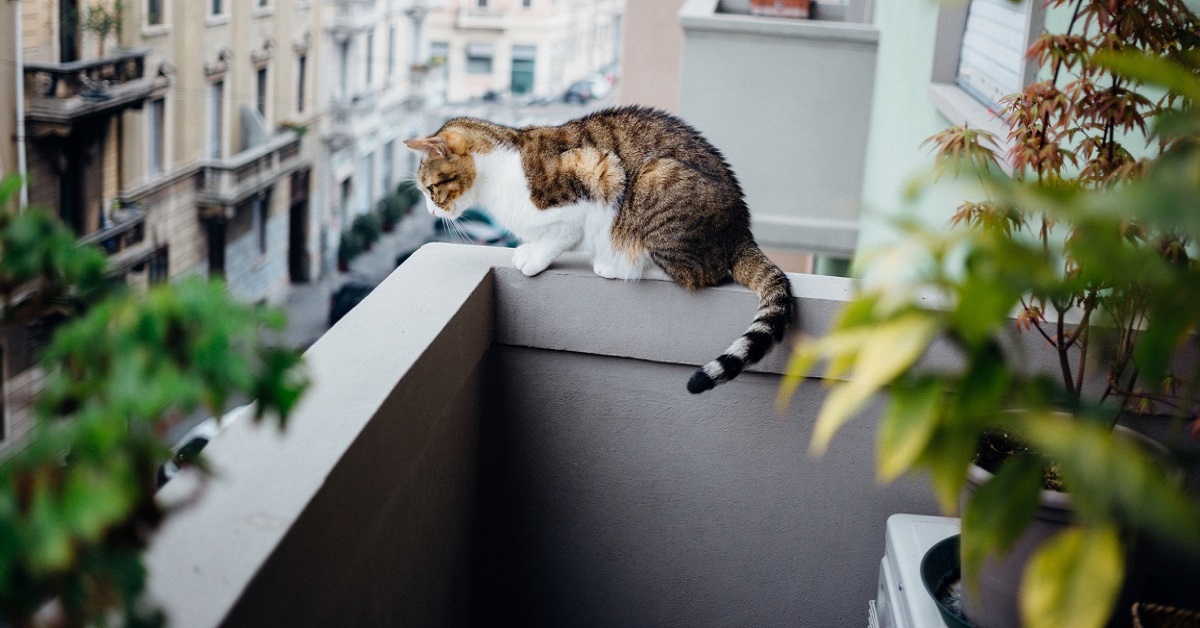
[378,195,404,233]
[351,212,382,252]
[397,180,424,215]
[779,1,1200,626]
[0,176,308,625]
[81,0,125,57]
[337,230,364,272]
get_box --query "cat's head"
[404,131,476,219]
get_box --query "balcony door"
[60,0,80,62]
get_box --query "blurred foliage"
[377,195,406,230]
[350,212,382,248]
[780,1,1200,626]
[337,230,365,266]
[0,176,308,626]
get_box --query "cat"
[404,106,793,393]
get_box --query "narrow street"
[283,212,436,350]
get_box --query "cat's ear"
[404,136,449,159]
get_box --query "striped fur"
[405,106,795,393]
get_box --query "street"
[282,211,436,350]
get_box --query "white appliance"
[871,514,962,628]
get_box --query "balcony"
[23,48,165,131]
[456,6,512,30]
[76,204,152,274]
[198,131,305,208]
[327,0,379,38]
[144,244,939,627]
[326,92,379,145]
[678,0,879,257]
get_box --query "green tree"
[0,175,308,626]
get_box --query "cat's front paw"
[512,245,552,277]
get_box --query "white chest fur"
[451,148,647,279]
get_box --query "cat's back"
[526,106,730,173]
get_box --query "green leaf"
[1018,413,1200,555]
[960,454,1044,589]
[917,426,979,514]
[876,377,944,482]
[1093,50,1200,102]
[1020,525,1123,628]
[811,313,938,455]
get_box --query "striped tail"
[687,244,794,394]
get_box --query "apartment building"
[427,0,623,103]
[316,0,429,267]
[124,0,321,300]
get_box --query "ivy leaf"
[1020,525,1123,628]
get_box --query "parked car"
[432,208,520,248]
[328,280,377,326]
[563,80,595,104]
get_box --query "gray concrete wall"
[145,244,939,627]
[473,347,936,627]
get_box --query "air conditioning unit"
[871,514,961,628]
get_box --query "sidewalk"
[283,213,435,350]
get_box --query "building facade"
[315,0,430,272]
[426,0,622,103]
[123,0,321,300]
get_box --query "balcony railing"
[198,131,305,207]
[456,6,511,30]
[23,48,163,126]
[327,0,378,36]
[145,244,941,627]
[76,204,152,273]
[325,92,379,145]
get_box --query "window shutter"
[956,0,1034,109]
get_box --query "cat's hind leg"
[586,207,646,280]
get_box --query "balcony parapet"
[23,48,165,128]
[324,93,379,147]
[77,204,153,273]
[198,131,305,209]
[143,244,946,627]
[456,6,511,30]
[327,0,378,38]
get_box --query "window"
[366,30,375,88]
[147,0,164,26]
[149,246,169,284]
[258,0,268,6]
[339,178,352,229]
[929,0,1044,161]
[211,0,223,16]
[209,80,224,159]
[477,0,487,7]
[466,43,494,75]
[147,97,165,176]
[430,41,449,65]
[255,194,270,254]
[297,55,307,113]
[387,25,396,80]
[256,67,268,118]
[382,141,395,193]
[511,45,536,95]
[339,41,350,98]
[522,0,531,7]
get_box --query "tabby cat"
[404,106,793,393]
